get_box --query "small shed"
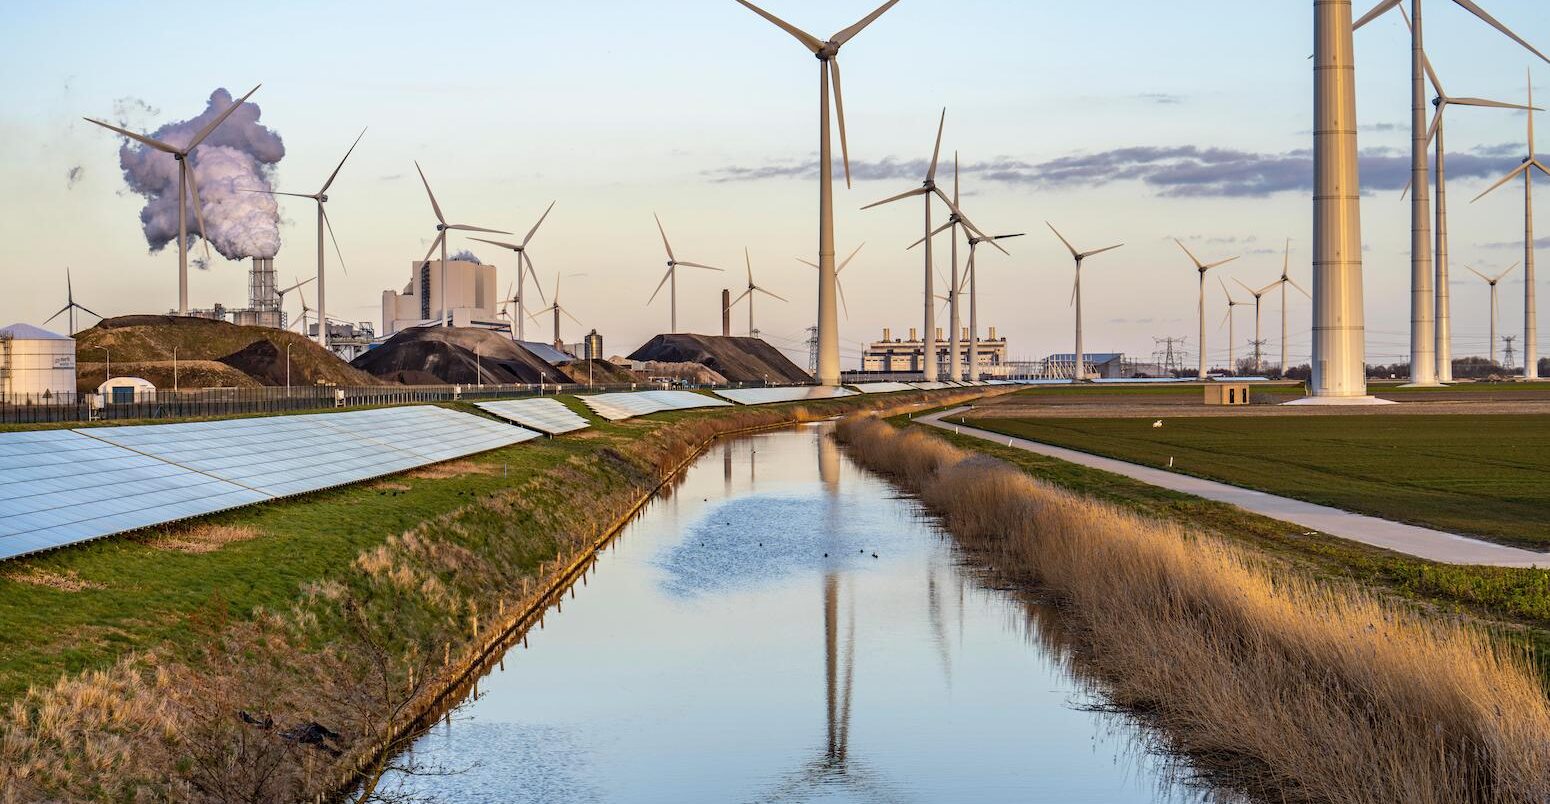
[97,376,156,405]
[1205,383,1251,406]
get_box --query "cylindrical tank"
[0,324,77,400]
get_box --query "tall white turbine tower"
[962,232,1022,381]
[1266,240,1311,376]
[85,85,260,316]
[1355,0,1550,387]
[649,214,722,333]
[471,201,556,342]
[1234,277,1279,375]
[250,129,364,349]
[730,249,788,336]
[1220,278,1250,375]
[1175,240,1239,380]
[413,163,508,327]
[531,274,583,350]
[1473,72,1549,380]
[735,0,900,387]
[1466,264,1517,367]
[1048,223,1122,383]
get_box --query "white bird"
[1153,420,1164,429]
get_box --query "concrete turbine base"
[1283,395,1398,406]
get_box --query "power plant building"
[861,327,1009,378]
[381,258,505,337]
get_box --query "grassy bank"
[0,388,996,802]
[959,413,1550,547]
[838,415,1550,803]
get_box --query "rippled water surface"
[388,425,1214,803]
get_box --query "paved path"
[921,407,1549,568]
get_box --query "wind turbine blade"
[838,242,865,272]
[734,0,823,52]
[280,275,315,294]
[860,186,927,210]
[446,224,511,234]
[414,162,446,224]
[469,236,523,250]
[1174,238,1205,268]
[246,189,317,199]
[1449,96,1534,111]
[1451,0,1550,65]
[653,212,676,261]
[797,257,819,269]
[420,231,446,268]
[1466,265,1492,282]
[729,289,752,307]
[1081,243,1124,259]
[562,307,583,327]
[1425,106,1441,147]
[322,205,348,276]
[675,260,723,272]
[1257,280,1280,297]
[755,286,788,303]
[184,163,215,267]
[319,127,366,195]
[1204,256,1240,271]
[523,252,547,304]
[1289,277,1311,298]
[82,118,179,154]
[647,267,673,305]
[745,247,754,285]
[1220,307,1233,329]
[935,189,1005,253]
[908,220,955,250]
[1499,262,1520,281]
[1532,158,1550,177]
[926,108,946,183]
[1069,275,1078,307]
[1353,0,1400,31]
[830,59,852,189]
[76,303,103,320]
[188,84,260,151]
[42,306,69,326]
[1233,277,1260,297]
[993,233,1027,241]
[830,0,901,46]
[837,277,850,319]
[1471,162,1530,202]
[1045,222,1079,258]
[522,200,557,247]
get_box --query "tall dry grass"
[835,415,1550,804]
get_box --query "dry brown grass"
[142,525,262,554]
[369,481,411,492]
[835,414,1550,804]
[405,460,497,480]
[1,568,104,592]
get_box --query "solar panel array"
[577,390,732,421]
[908,381,951,391]
[0,406,539,561]
[713,386,860,406]
[848,382,916,394]
[476,398,592,435]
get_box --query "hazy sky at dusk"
[2,0,1547,369]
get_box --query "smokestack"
[962,326,969,340]
[909,327,918,341]
[721,289,730,337]
[882,327,891,341]
[935,327,943,342]
[989,326,997,340]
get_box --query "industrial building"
[860,327,1009,378]
[380,258,506,337]
[0,323,76,401]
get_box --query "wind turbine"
[1233,277,1279,374]
[84,84,260,315]
[1264,239,1311,376]
[962,232,1023,381]
[1175,240,1240,380]
[1473,71,1550,380]
[799,243,865,320]
[530,274,584,350]
[275,275,314,332]
[42,269,102,335]
[729,249,787,337]
[1220,278,1250,375]
[1467,264,1518,367]
[648,214,722,334]
[1048,223,1123,382]
[248,128,364,349]
[865,110,997,382]
[289,283,315,336]
[1396,14,1538,382]
[1355,0,1550,387]
[734,0,900,386]
[414,162,508,328]
[470,201,556,342]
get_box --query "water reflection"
[381,425,1220,803]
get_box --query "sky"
[1,0,1547,371]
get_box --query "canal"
[382,424,1220,803]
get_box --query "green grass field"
[962,413,1550,548]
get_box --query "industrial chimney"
[882,327,891,341]
[909,327,918,341]
[989,326,997,340]
[721,289,731,337]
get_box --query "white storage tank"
[0,323,77,400]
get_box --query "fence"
[0,380,791,426]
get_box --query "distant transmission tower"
[1154,336,1188,376]
[1250,338,1268,374]
[806,326,819,375]
[1502,335,1518,371]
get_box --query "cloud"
[1479,236,1550,250]
[1136,93,1183,105]
[65,165,83,189]
[707,143,1522,199]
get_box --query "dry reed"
[142,524,262,554]
[0,568,104,592]
[835,414,1550,804]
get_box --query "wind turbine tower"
[649,214,723,333]
[42,269,101,336]
[1467,264,1517,366]
[471,201,556,342]
[1175,240,1239,380]
[1049,222,1122,382]
[734,0,900,387]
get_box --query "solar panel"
[634,390,733,411]
[712,386,860,406]
[848,382,916,394]
[0,406,541,560]
[577,391,731,421]
[476,398,592,435]
[907,381,950,390]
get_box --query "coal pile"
[627,334,810,384]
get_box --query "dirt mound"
[557,359,640,385]
[627,334,809,384]
[73,316,383,388]
[75,360,261,392]
[630,360,727,385]
[352,327,565,385]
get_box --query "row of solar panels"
[0,406,543,561]
[577,390,733,422]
